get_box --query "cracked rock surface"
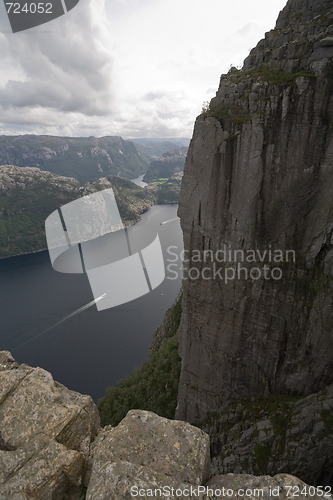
[0,352,329,499]
[176,0,333,424]
[0,351,99,499]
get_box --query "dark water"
[0,205,183,401]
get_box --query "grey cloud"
[143,91,166,101]
[0,0,114,118]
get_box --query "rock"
[86,410,210,499]
[176,0,333,423]
[86,460,193,500]
[204,384,333,486]
[0,351,19,371]
[205,473,332,499]
[176,0,333,486]
[0,362,100,458]
[0,434,84,500]
[0,353,100,498]
[319,37,333,47]
[0,353,327,499]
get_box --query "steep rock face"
[176,0,333,423]
[204,384,333,486]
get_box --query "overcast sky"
[0,0,287,139]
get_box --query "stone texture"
[0,353,328,499]
[86,409,210,497]
[86,409,330,499]
[176,0,333,425]
[86,460,193,500]
[205,473,332,499]
[0,351,100,499]
[0,434,84,500]
[204,384,333,486]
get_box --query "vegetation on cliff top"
[201,65,316,124]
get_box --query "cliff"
[0,352,328,500]
[0,135,148,183]
[176,0,333,425]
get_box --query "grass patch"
[205,103,252,124]
[321,409,333,434]
[248,66,316,86]
[151,178,169,184]
[254,443,272,473]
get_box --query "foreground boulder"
[86,409,211,499]
[0,351,100,499]
[0,352,329,499]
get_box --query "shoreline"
[0,201,179,261]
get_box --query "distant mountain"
[146,172,183,204]
[131,138,190,160]
[143,148,187,182]
[0,135,148,183]
[0,165,154,259]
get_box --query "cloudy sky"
[0,0,287,139]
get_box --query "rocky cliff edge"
[0,352,329,499]
[176,0,333,423]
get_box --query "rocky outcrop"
[86,411,330,500]
[86,409,210,499]
[0,351,99,499]
[176,0,333,425]
[0,135,148,183]
[204,383,333,486]
[0,352,330,499]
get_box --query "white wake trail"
[160,217,180,225]
[15,293,107,350]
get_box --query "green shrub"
[98,296,182,426]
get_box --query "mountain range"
[0,135,148,183]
